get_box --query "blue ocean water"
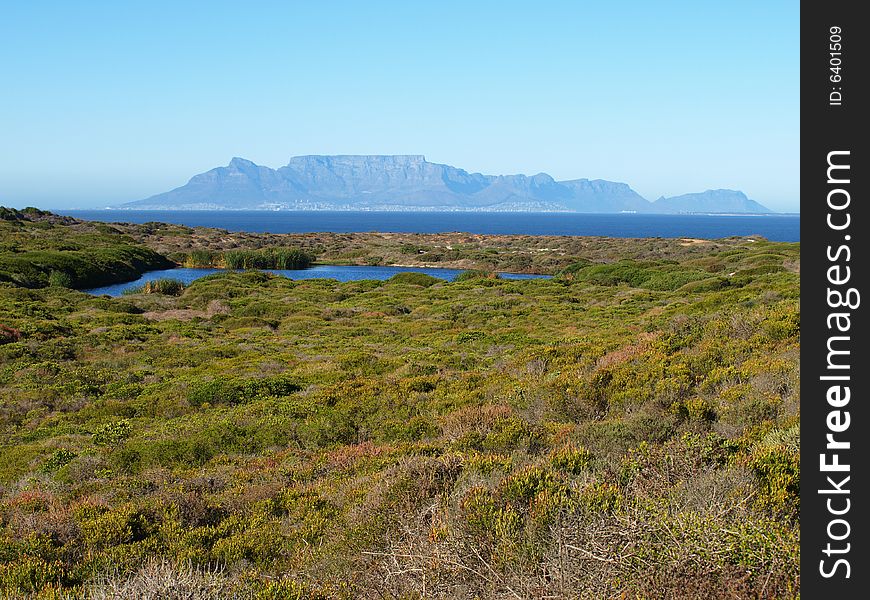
[61,210,800,242]
[84,265,549,297]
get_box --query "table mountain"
[121,155,772,213]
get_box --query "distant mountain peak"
[228,157,257,168]
[120,156,773,214]
[652,189,770,214]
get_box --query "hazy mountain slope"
[123,156,772,213]
[651,189,771,214]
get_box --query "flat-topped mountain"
[651,189,771,214]
[121,155,772,213]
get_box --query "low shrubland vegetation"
[89,214,799,276]
[0,210,800,598]
[0,208,173,289]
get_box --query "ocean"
[60,210,800,242]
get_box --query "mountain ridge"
[121,155,774,213]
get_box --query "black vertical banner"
[802,2,867,597]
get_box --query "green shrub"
[466,453,513,475]
[78,505,155,548]
[454,269,500,282]
[578,481,622,513]
[678,276,732,293]
[567,260,709,291]
[549,444,593,474]
[40,449,77,473]
[48,270,73,288]
[255,578,330,600]
[748,445,799,519]
[187,376,302,407]
[555,258,593,280]
[456,330,485,343]
[500,466,558,503]
[0,556,66,595]
[92,420,133,447]
[737,264,786,277]
[399,244,426,255]
[388,272,440,287]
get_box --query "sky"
[0,1,799,212]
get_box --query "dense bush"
[454,269,501,282]
[564,260,710,291]
[187,376,302,407]
[554,258,593,280]
[387,272,440,287]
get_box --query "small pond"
[83,265,550,297]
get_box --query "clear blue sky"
[0,1,799,212]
